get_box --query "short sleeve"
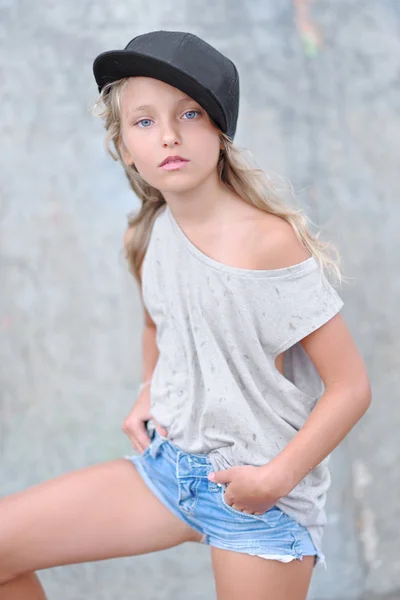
[270,261,344,356]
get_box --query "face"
[118,77,222,195]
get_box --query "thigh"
[0,459,202,581]
[211,547,314,600]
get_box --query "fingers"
[152,417,168,437]
[208,468,233,484]
[121,412,168,454]
[230,502,257,515]
[121,418,150,454]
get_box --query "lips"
[159,155,189,167]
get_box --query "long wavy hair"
[93,78,341,286]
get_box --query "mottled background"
[0,0,398,598]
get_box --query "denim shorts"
[125,427,322,566]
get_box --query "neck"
[162,170,241,226]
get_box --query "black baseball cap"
[93,30,240,139]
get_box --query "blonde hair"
[93,78,341,285]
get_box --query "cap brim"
[93,50,227,134]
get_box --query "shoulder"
[255,212,311,270]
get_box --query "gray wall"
[1,1,398,598]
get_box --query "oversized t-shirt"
[142,203,344,556]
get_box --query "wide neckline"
[165,204,317,279]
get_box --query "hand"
[208,463,288,515]
[122,387,167,453]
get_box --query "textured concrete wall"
[1,1,398,598]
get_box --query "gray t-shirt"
[143,204,344,555]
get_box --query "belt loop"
[149,431,166,459]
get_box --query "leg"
[0,573,47,599]
[0,459,202,597]
[211,547,314,600]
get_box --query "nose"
[161,120,181,148]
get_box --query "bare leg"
[0,459,202,598]
[211,547,314,600]
[0,573,47,599]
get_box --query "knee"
[0,571,43,596]
[0,552,25,585]
[0,500,30,584]
[0,535,25,585]
[0,571,20,586]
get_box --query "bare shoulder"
[255,212,311,270]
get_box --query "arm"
[124,225,159,384]
[208,312,371,511]
[263,312,372,494]
[121,229,165,452]
[122,293,165,451]
[141,304,159,384]
[259,224,371,491]
[208,223,371,514]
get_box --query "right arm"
[141,306,159,385]
[122,298,168,453]
[121,229,167,452]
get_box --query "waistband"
[147,426,222,488]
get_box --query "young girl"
[0,31,371,600]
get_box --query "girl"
[0,31,371,600]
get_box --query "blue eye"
[183,110,200,120]
[137,119,153,128]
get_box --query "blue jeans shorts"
[125,427,323,567]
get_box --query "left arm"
[208,222,372,512]
[208,313,372,513]
[261,312,372,494]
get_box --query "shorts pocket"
[219,489,285,527]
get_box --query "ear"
[118,136,134,167]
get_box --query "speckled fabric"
[142,204,344,556]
